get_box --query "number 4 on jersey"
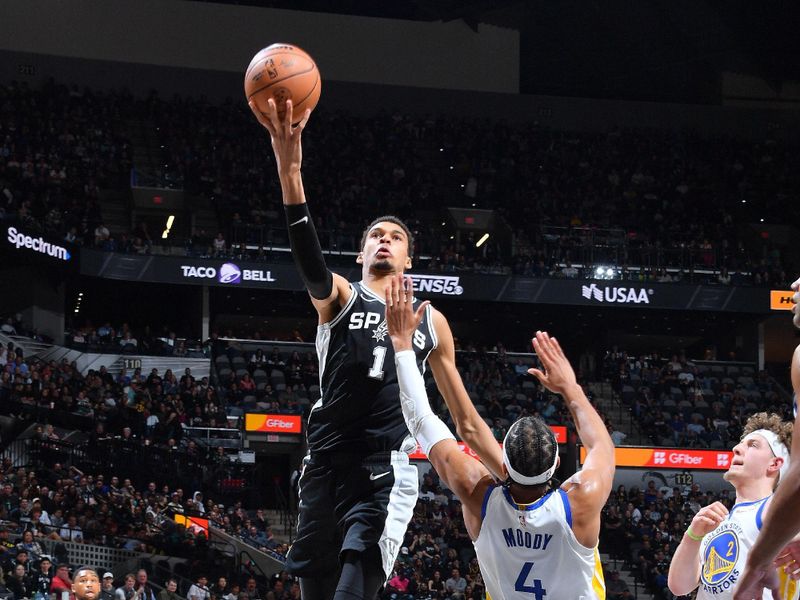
[515,562,547,599]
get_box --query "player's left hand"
[775,541,800,580]
[385,275,429,353]
[733,562,780,600]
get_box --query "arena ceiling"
[195,0,800,103]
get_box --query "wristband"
[685,527,703,542]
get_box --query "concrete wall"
[0,0,519,93]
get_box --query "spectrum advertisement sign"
[5,227,73,262]
[579,447,733,470]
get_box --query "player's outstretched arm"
[734,341,800,600]
[427,310,504,479]
[249,98,349,316]
[529,331,614,547]
[385,275,492,539]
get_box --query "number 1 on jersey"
[515,562,547,599]
[368,346,387,379]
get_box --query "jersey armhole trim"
[481,484,496,520]
[426,303,439,350]
[558,488,573,528]
[755,497,768,530]
[326,283,357,328]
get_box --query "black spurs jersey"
[307,281,438,455]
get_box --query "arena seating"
[1,80,793,285]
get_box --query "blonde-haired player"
[384,275,614,600]
[734,275,800,600]
[668,410,794,600]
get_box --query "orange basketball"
[245,43,321,125]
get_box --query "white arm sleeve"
[395,350,455,455]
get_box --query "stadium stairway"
[599,552,656,599]
[209,524,286,578]
[587,381,650,445]
[261,509,295,544]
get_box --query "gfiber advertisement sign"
[579,447,733,470]
[245,413,302,434]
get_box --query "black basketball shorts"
[285,450,418,581]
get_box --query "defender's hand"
[733,563,780,600]
[385,275,429,353]
[248,98,311,178]
[775,541,800,581]
[528,331,578,395]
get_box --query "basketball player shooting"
[248,99,504,600]
[384,274,614,600]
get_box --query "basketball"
[245,43,321,124]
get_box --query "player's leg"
[285,457,340,598]
[335,452,419,600]
[300,576,338,600]
[333,547,385,600]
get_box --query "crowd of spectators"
[0,80,131,248]
[600,479,740,599]
[5,321,797,600]
[1,80,795,285]
[0,452,300,600]
[65,321,205,358]
[602,348,792,448]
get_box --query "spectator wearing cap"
[4,548,29,579]
[30,556,53,595]
[156,579,180,600]
[0,526,16,557]
[100,573,115,600]
[50,564,74,600]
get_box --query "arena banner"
[79,249,771,312]
[3,225,77,267]
[408,425,567,460]
[245,413,303,434]
[770,290,794,311]
[579,446,734,470]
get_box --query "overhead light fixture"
[476,233,490,248]
[166,215,175,229]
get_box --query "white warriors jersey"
[697,496,799,600]
[473,484,605,600]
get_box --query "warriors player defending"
[667,410,793,600]
[385,275,614,600]
[734,276,800,600]
[249,100,503,600]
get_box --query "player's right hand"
[689,501,728,537]
[528,330,578,395]
[248,98,311,177]
[385,275,429,353]
[792,276,800,328]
